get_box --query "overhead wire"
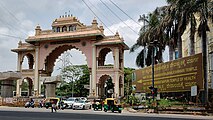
[81,0,114,34]
[86,0,140,43]
[0,33,24,39]
[99,0,139,35]
[87,0,116,26]
[109,0,142,27]
[0,1,28,37]
[0,16,26,39]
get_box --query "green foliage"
[21,81,28,91]
[56,65,89,97]
[124,67,135,97]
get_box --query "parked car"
[63,97,79,109]
[73,100,91,110]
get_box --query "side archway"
[97,47,113,66]
[21,77,33,96]
[21,53,34,69]
[97,74,114,98]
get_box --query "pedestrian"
[51,100,57,113]
[39,99,44,108]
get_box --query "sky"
[0,0,168,74]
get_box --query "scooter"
[60,102,66,110]
[25,101,35,108]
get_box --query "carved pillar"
[16,53,22,97]
[121,51,124,96]
[34,45,39,96]
[114,47,119,98]
[89,70,92,96]
[91,45,97,96]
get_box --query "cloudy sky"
[0,0,167,74]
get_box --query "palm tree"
[163,0,212,104]
[162,0,212,58]
[130,9,167,68]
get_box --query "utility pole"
[150,40,159,101]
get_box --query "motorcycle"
[25,101,35,108]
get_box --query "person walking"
[51,100,57,113]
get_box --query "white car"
[64,97,79,109]
[73,100,91,110]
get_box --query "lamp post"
[150,40,159,101]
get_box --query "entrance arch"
[43,45,89,75]
[12,15,129,98]
[21,77,33,96]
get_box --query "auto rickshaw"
[92,99,103,111]
[44,97,60,109]
[103,98,122,113]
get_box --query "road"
[0,106,212,120]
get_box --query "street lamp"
[149,40,159,101]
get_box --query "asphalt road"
[0,107,213,120]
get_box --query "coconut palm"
[160,0,212,59]
[130,8,168,68]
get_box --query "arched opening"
[47,47,89,97]
[62,26,67,32]
[22,53,34,69]
[56,27,60,32]
[98,48,114,66]
[52,49,87,76]
[98,75,114,98]
[21,77,33,96]
[69,25,76,31]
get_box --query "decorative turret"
[92,17,98,28]
[18,40,22,48]
[35,25,41,36]
[99,23,104,33]
[115,31,120,38]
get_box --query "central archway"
[43,44,89,75]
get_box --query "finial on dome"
[18,40,22,45]
[35,24,41,36]
[92,17,98,28]
[115,31,119,37]
[99,23,104,33]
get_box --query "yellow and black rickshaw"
[92,99,103,111]
[103,98,122,113]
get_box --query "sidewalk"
[124,107,213,116]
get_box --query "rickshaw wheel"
[104,108,107,112]
[118,110,121,113]
[111,109,114,113]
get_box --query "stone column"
[91,45,97,96]
[16,54,22,97]
[1,80,14,97]
[96,84,99,97]
[34,45,39,96]
[114,47,120,98]
[121,51,124,96]
[45,83,56,97]
[89,70,92,96]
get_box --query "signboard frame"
[132,53,203,93]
